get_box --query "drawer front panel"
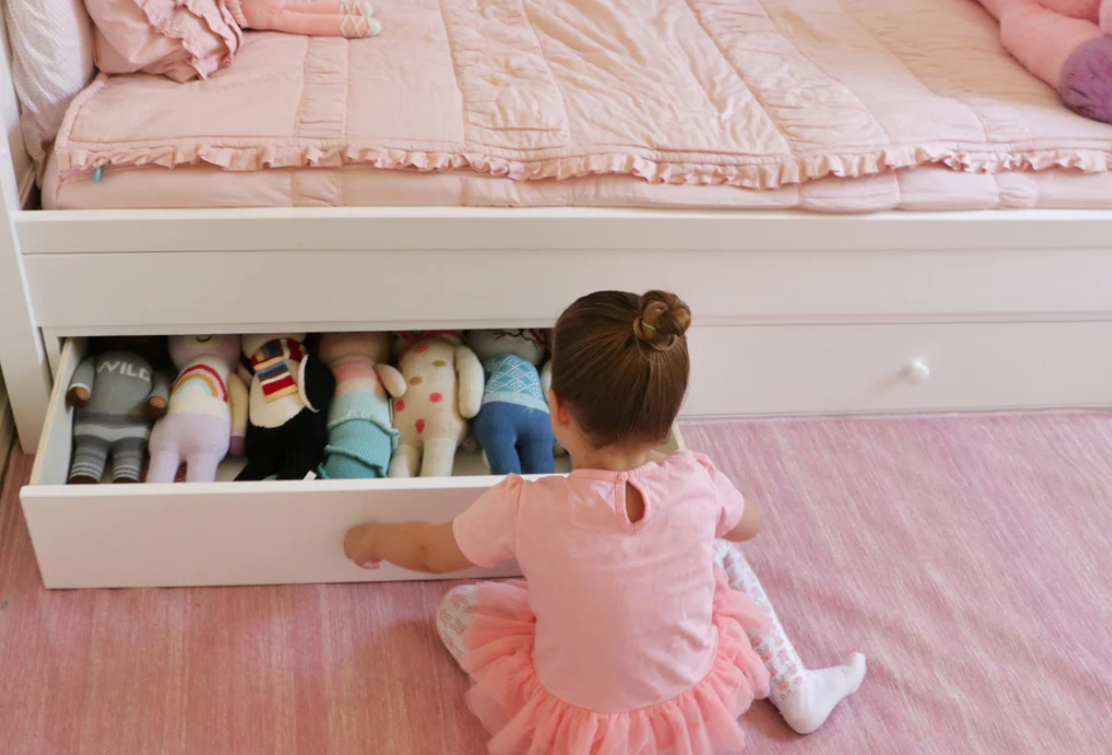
[685,322,1112,416]
[22,479,517,589]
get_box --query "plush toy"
[236,333,336,481]
[147,335,248,483]
[94,336,172,372]
[317,332,407,479]
[388,331,483,478]
[468,329,557,476]
[225,0,382,39]
[977,0,1112,123]
[67,351,169,483]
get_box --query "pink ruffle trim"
[136,0,241,81]
[56,132,1112,190]
[458,571,771,755]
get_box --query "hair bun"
[634,290,691,349]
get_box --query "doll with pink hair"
[977,0,1112,123]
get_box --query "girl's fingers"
[362,559,382,570]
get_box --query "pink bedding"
[49,0,1112,210]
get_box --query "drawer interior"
[33,336,604,487]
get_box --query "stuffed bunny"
[977,0,1112,123]
[317,332,406,479]
[147,335,248,483]
[468,329,556,476]
[237,333,336,481]
[225,0,382,38]
[388,331,483,478]
[67,350,170,483]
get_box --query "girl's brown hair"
[551,289,691,447]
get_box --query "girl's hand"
[344,524,383,569]
[342,520,475,575]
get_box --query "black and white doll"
[236,333,335,481]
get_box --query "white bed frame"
[3,18,1112,454]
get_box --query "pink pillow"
[4,0,97,176]
[87,0,242,83]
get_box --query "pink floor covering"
[0,414,1111,754]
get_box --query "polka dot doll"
[388,331,484,477]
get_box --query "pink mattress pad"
[49,0,1112,211]
[42,152,1112,212]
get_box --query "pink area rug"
[1,413,1111,754]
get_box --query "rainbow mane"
[172,365,228,402]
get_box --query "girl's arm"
[344,520,475,574]
[723,495,761,543]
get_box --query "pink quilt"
[54,0,1112,197]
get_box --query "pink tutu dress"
[439,450,771,755]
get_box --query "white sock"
[776,653,866,734]
[714,540,868,735]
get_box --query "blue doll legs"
[474,402,556,475]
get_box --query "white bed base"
[3,14,1112,454]
[1,206,1109,455]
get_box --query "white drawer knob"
[903,360,930,385]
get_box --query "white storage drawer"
[686,321,1112,416]
[23,340,684,589]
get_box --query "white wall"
[0,8,32,196]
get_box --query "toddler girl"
[344,290,864,754]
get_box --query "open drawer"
[21,339,685,589]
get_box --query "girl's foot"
[777,653,867,735]
[713,540,867,734]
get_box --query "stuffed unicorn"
[225,0,382,39]
[976,0,1112,123]
[147,335,248,483]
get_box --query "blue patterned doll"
[468,329,556,475]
